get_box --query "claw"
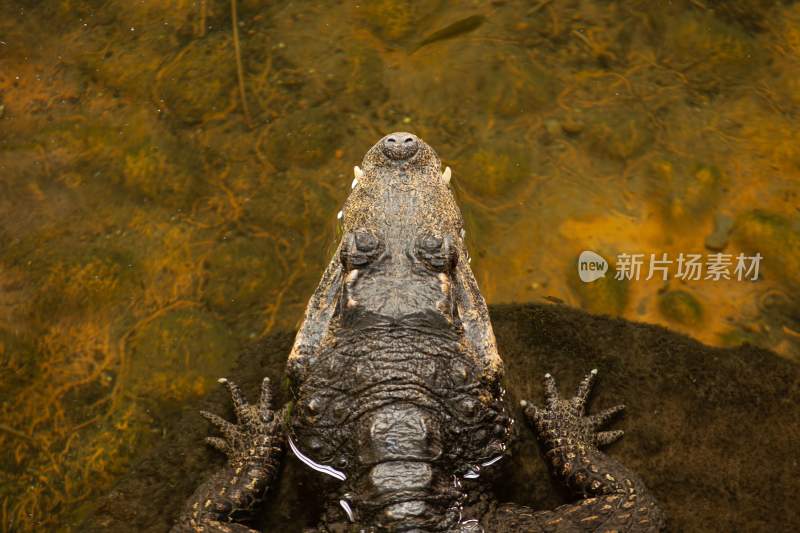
[526,405,543,425]
[221,379,249,424]
[573,369,598,414]
[206,436,232,455]
[543,373,560,406]
[200,410,239,441]
[587,404,625,429]
[595,430,624,447]
[258,377,274,423]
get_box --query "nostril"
[380,132,419,160]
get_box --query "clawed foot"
[200,377,284,467]
[521,370,625,450]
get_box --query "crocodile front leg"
[172,377,285,533]
[485,371,665,532]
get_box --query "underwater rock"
[568,254,629,316]
[75,304,800,532]
[357,0,442,43]
[704,212,734,251]
[648,159,724,225]
[658,289,704,326]
[733,209,800,289]
[561,115,585,135]
[544,119,562,137]
[585,105,653,160]
[661,11,760,93]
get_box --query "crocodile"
[172,133,666,532]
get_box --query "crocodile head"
[287,133,508,531]
[339,132,463,325]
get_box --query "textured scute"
[289,319,510,529]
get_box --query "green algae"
[658,290,704,326]
[733,210,800,289]
[567,253,630,317]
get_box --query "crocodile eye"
[355,231,379,252]
[420,235,443,252]
[415,234,458,272]
[341,230,383,270]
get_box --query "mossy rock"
[126,307,236,400]
[662,11,760,92]
[733,209,800,289]
[585,106,653,160]
[658,290,704,326]
[358,0,441,43]
[647,159,724,224]
[567,254,629,316]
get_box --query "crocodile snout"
[381,132,419,161]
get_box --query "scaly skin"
[174,133,665,532]
[171,378,283,533]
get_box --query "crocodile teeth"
[351,177,358,189]
[353,165,363,182]
[337,210,343,220]
[442,166,452,185]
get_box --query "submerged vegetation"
[0,0,799,530]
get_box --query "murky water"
[1,0,798,530]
